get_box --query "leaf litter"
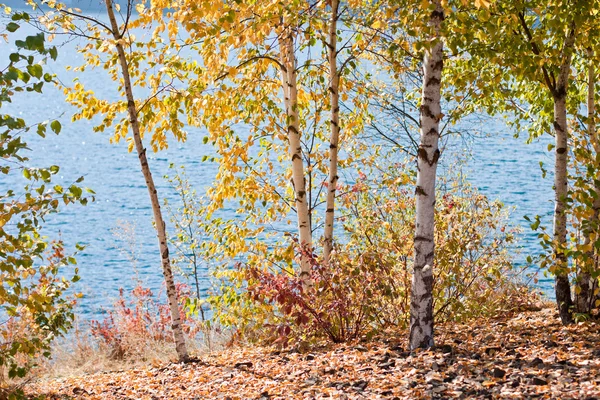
[27,307,600,399]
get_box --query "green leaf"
[49,46,58,61]
[27,64,43,79]
[50,120,61,134]
[6,22,19,33]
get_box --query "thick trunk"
[105,0,189,361]
[323,0,340,265]
[279,29,313,287]
[409,2,443,351]
[552,26,575,325]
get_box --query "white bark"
[279,28,313,287]
[409,2,443,350]
[552,26,576,325]
[323,0,341,265]
[578,47,600,313]
[105,0,188,361]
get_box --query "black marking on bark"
[555,86,567,99]
[433,59,444,71]
[326,208,334,213]
[415,186,427,196]
[557,147,567,154]
[431,10,445,20]
[431,149,440,165]
[414,235,431,242]
[420,105,435,119]
[297,190,306,199]
[417,148,440,166]
[331,120,338,127]
[330,144,337,149]
[161,247,169,259]
[128,100,135,108]
[553,121,562,131]
[292,153,302,161]
[289,125,298,134]
[426,77,441,86]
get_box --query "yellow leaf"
[371,20,385,30]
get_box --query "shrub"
[0,10,89,392]
[245,241,394,344]
[235,168,540,345]
[0,242,80,387]
[89,282,203,361]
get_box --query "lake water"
[1,20,556,321]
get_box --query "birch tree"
[40,0,208,361]
[104,0,188,361]
[575,49,598,312]
[166,0,371,292]
[409,0,444,350]
[278,20,313,285]
[571,44,600,314]
[323,0,341,265]
[448,0,592,324]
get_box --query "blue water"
[1,21,556,320]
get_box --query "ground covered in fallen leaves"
[28,307,600,399]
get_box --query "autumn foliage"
[90,283,203,361]
[235,169,541,345]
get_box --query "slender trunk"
[105,0,188,361]
[577,48,597,313]
[552,25,575,325]
[323,0,341,265]
[583,47,600,313]
[409,2,443,350]
[279,28,313,287]
[554,94,573,324]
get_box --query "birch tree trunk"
[409,2,443,350]
[279,28,313,287]
[105,0,189,361]
[552,26,576,325]
[323,0,341,265]
[578,47,600,313]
